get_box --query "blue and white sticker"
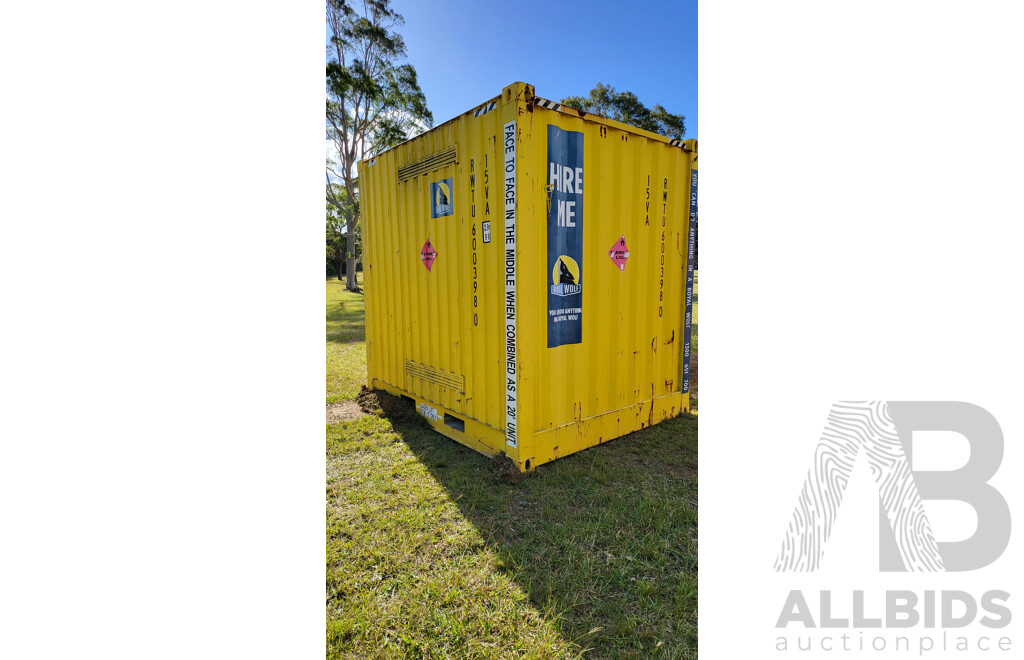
[430,177,453,218]
[546,125,584,348]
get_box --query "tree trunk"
[345,212,358,291]
[343,177,360,292]
[335,251,344,281]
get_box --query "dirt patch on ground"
[356,386,417,420]
[327,401,367,423]
[491,454,524,485]
[688,353,698,400]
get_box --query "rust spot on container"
[665,379,674,390]
[665,330,675,345]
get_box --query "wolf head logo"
[559,258,576,284]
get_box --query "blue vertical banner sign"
[546,125,584,348]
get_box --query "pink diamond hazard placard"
[420,238,437,272]
[608,235,630,271]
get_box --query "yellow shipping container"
[360,82,696,471]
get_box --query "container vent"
[396,146,458,183]
[404,360,464,392]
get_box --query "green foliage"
[326,0,433,290]
[561,83,686,139]
[326,0,433,165]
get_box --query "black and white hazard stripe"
[473,101,497,117]
[535,96,687,149]
[534,97,562,111]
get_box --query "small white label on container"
[417,402,439,421]
[482,221,491,244]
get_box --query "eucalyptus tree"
[326,0,432,290]
[561,83,686,139]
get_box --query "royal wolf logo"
[430,178,453,218]
[550,255,581,297]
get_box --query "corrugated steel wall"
[522,105,692,434]
[361,82,696,470]
[362,88,514,436]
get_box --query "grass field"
[327,274,698,658]
[327,275,366,404]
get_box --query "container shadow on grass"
[382,405,699,658]
[326,300,366,344]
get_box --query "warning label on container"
[608,235,630,271]
[420,238,437,272]
[546,125,584,348]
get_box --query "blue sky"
[331,0,697,140]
